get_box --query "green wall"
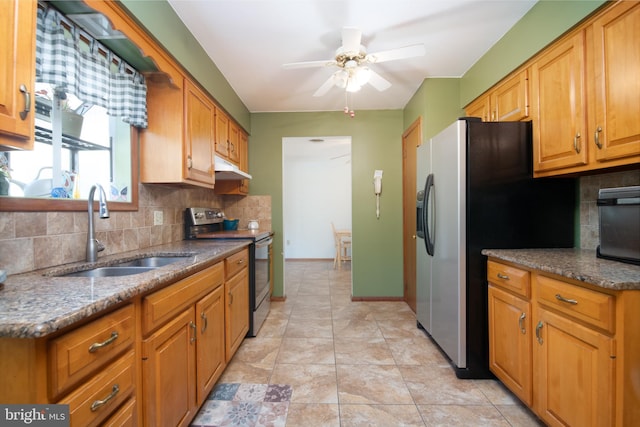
[250,111,404,298]
[460,0,606,106]
[120,0,251,131]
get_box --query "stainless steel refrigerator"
[416,118,576,379]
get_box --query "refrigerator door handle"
[424,173,435,256]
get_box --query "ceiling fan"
[283,27,426,97]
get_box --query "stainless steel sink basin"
[62,266,157,278]
[116,256,191,267]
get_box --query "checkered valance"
[35,6,148,128]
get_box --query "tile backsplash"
[578,169,639,250]
[1,169,637,275]
[0,184,271,275]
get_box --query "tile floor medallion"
[190,383,292,427]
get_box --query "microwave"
[596,185,640,265]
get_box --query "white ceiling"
[167,0,537,113]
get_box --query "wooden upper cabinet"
[465,69,529,122]
[228,121,240,164]
[531,32,588,174]
[0,0,36,150]
[491,69,529,122]
[214,108,229,158]
[465,95,490,122]
[590,1,640,163]
[184,81,215,185]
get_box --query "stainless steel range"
[185,207,272,337]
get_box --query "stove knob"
[216,211,224,218]
[194,212,204,219]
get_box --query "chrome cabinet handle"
[519,312,526,334]
[573,132,581,153]
[594,126,602,149]
[190,321,196,343]
[19,84,30,120]
[555,293,578,305]
[90,384,119,411]
[88,331,118,353]
[201,312,208,333]
[497,273,510,280]
[535,321,544,345]
[187,155,192,170]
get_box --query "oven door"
[252,236,272,334]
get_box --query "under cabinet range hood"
[214,156,252,180]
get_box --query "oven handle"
[255,237,273,248]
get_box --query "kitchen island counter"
[482,248,640,291]
[0,240,251,338]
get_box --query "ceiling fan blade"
[365,44,426,64]
[282,59,337,69]
[367,69,391,92]
[341,27,362,54]
[313,75,336,97]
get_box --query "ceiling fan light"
[355,67,371,85]
[333,70,348,88]
[346,78,361,93]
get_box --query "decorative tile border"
[191,383,292,427]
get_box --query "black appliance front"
[461,120,577,379]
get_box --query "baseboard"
[270,295,286,302]
[350,296,405,302]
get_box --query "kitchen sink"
[61,266,157,278]
[116,256,192,267]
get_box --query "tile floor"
[216,260,545,426]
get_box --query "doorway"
[282,136,352,295]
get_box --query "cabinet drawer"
[102,397,136,427]
[535,275,615,333]
[487,260,530,298]
[225,248,248,279]
[49,304,134,397]
[142,263,224,335]
[60,350,135,427]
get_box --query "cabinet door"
[225,268,249,362]
[195,286,225,405]
[142,307,197,427]
[238,131,250,193]
[184,81,215,185]
[465,95,490,122]
[491,69,529,122]
[531,33,588,173]
[590,1,640,163]
[228,121,240,164]
[488,285,532,406]
[534,307,614,427]
[0,0,36,149]
[215,108,229,158]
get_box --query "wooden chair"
[331,222,352,270]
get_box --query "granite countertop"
[0,240,252,339]
[482,248,640,291]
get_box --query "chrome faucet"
[86,184,110,262]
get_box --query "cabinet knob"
[90,384,119,412]
[88,331,119,353]
[535,321,544,345]
[19,84,30,120]
[594,126,603,149]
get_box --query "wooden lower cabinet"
[141,262,228,426]
[196,285,226,402]
[142,307,197,427]
[225,269,249,361]
[488,285,532,406]
[534,306,614,426]
[487,258,640,426]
